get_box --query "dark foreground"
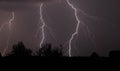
[0,57,120,65]
[0,42,120,65]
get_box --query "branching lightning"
[36,3,57,49]
[66,0,80,57]
[2,12,15,56]
[0,1,96,57]
[39,3,46,48]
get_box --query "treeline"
[0,42,120,58]
[0,42,63,57]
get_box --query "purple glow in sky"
[0,0,120,57]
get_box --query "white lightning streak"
[9,12,15,31]
[66,0,80,57]
[40,3,46,48]
[2,12,15,56]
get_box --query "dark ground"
[0,56,120,65]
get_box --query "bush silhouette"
[36,43,63,57]
[8,42,32,56]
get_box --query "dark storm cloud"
[0,0,53,2]
[0,0,120,56]
[0,2,35,11]
[0,0,49,11]
[0,0,58,11]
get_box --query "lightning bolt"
[36,3,57,49]
[2,12,15,56]
[66,0,80,57]
[9,12,15,31]
[39,3,46,48]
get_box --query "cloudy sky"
[0,0,120,56]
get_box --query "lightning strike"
[2,12,15,56]
[9,12,15,31]
[66,0,80,57]
[39,3,46,48]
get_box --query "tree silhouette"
[109,51,120,58]
[36,43,63,57]
[0,53,1,57]
[90,52,99,58]
[7,42,32,56]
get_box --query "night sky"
[0,0,120,57]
